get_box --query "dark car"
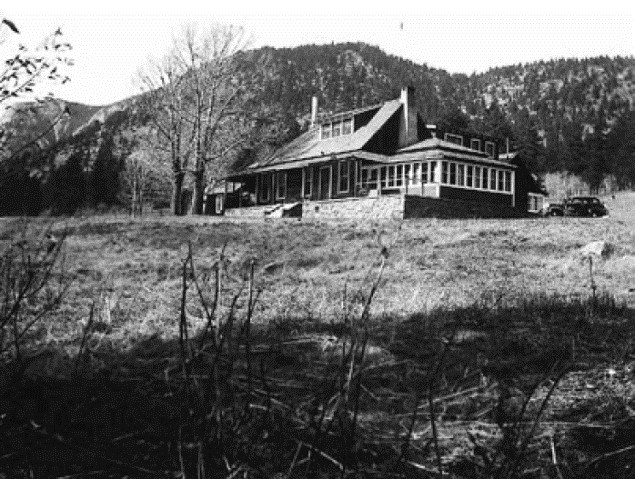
[547,196,608,217]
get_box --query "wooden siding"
[439,185,513,206]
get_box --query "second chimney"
[311,96,318,127]
[399,86,418,147]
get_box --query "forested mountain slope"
[1,42,633,214]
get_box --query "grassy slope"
[0,192,633,477]
[24,192,632,348]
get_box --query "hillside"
[1,43,633,215]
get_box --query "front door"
[319,166,331,200]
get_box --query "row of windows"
[257,159,513,202]
[359,161,513,193]
[440,161,512,192]
[321,117,353,139]
[443,133,496,157]
[360,163,437,189]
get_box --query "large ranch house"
[210,87,545,219]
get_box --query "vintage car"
[545,196,608,217]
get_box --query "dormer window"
[444,133,463,146]
[342,118,352,135]
[470,139,481,151]
[485,141,495,157]
[321,123,331,139]
[320,116,354,140]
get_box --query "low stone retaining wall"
[224,205,273,218]
[404,195,528,219]
[224,195,527,220]
[301,196,404,220]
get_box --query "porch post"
[404,163,408,195]
[301,167,305,199]
[354,159,358,197]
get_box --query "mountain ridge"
[1,42,633,215]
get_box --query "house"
[498,152,548,214]
[215,87,541,219]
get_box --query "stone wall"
[224,204,278,218]
[302,196,404,220]
[224,195,527,220]
[403,195,528,219]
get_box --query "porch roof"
[390,148,518,168]
[226,151,389,178]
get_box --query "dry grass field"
[0,192,633,478]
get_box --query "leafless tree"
[138,23,249,215]
[122,144,171,216]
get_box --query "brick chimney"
[311,96,318,127]
[399,86,418,147]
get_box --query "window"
[449,162,457,185]
[482,168,488,189]
[497,170,504,191]
[457,164,465,186]
[380,166,387,188]
[430,162,437,183]
[342,118,352,135]
[470,139,481,151]
[445,133,463,146]
[466,165,473,187]
[303,167,313,197]
[410,163,417,185]
[321,118,353,140]
[485,141,495,157]
[276,172,287,199]
[420,163,427,184]
[404,164,411,186]
[490,169,497,190]
[389,165,399,187]
[441,161,448,184]
[259,173,270,202]
[474,166,481,188]
[396,165,403,187]
[338,160,349,193]
[503,171,512,192]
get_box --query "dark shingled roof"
[245,100,402,171]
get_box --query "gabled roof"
[319,102,383,123]
[245,100,402,171]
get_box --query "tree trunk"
[171,171,185,216]
[191,168,205,215]
[131,178,137,217]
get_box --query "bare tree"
[122,144,171,216]
[138,55,190,215]
[138,23,249,215]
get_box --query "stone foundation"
[224,195,528,220]
[301,196,404,220]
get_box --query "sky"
[2,1,634,106]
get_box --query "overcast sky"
[2,1,634,105]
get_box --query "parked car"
[545,196,608,217]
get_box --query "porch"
[217,154,517,215]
